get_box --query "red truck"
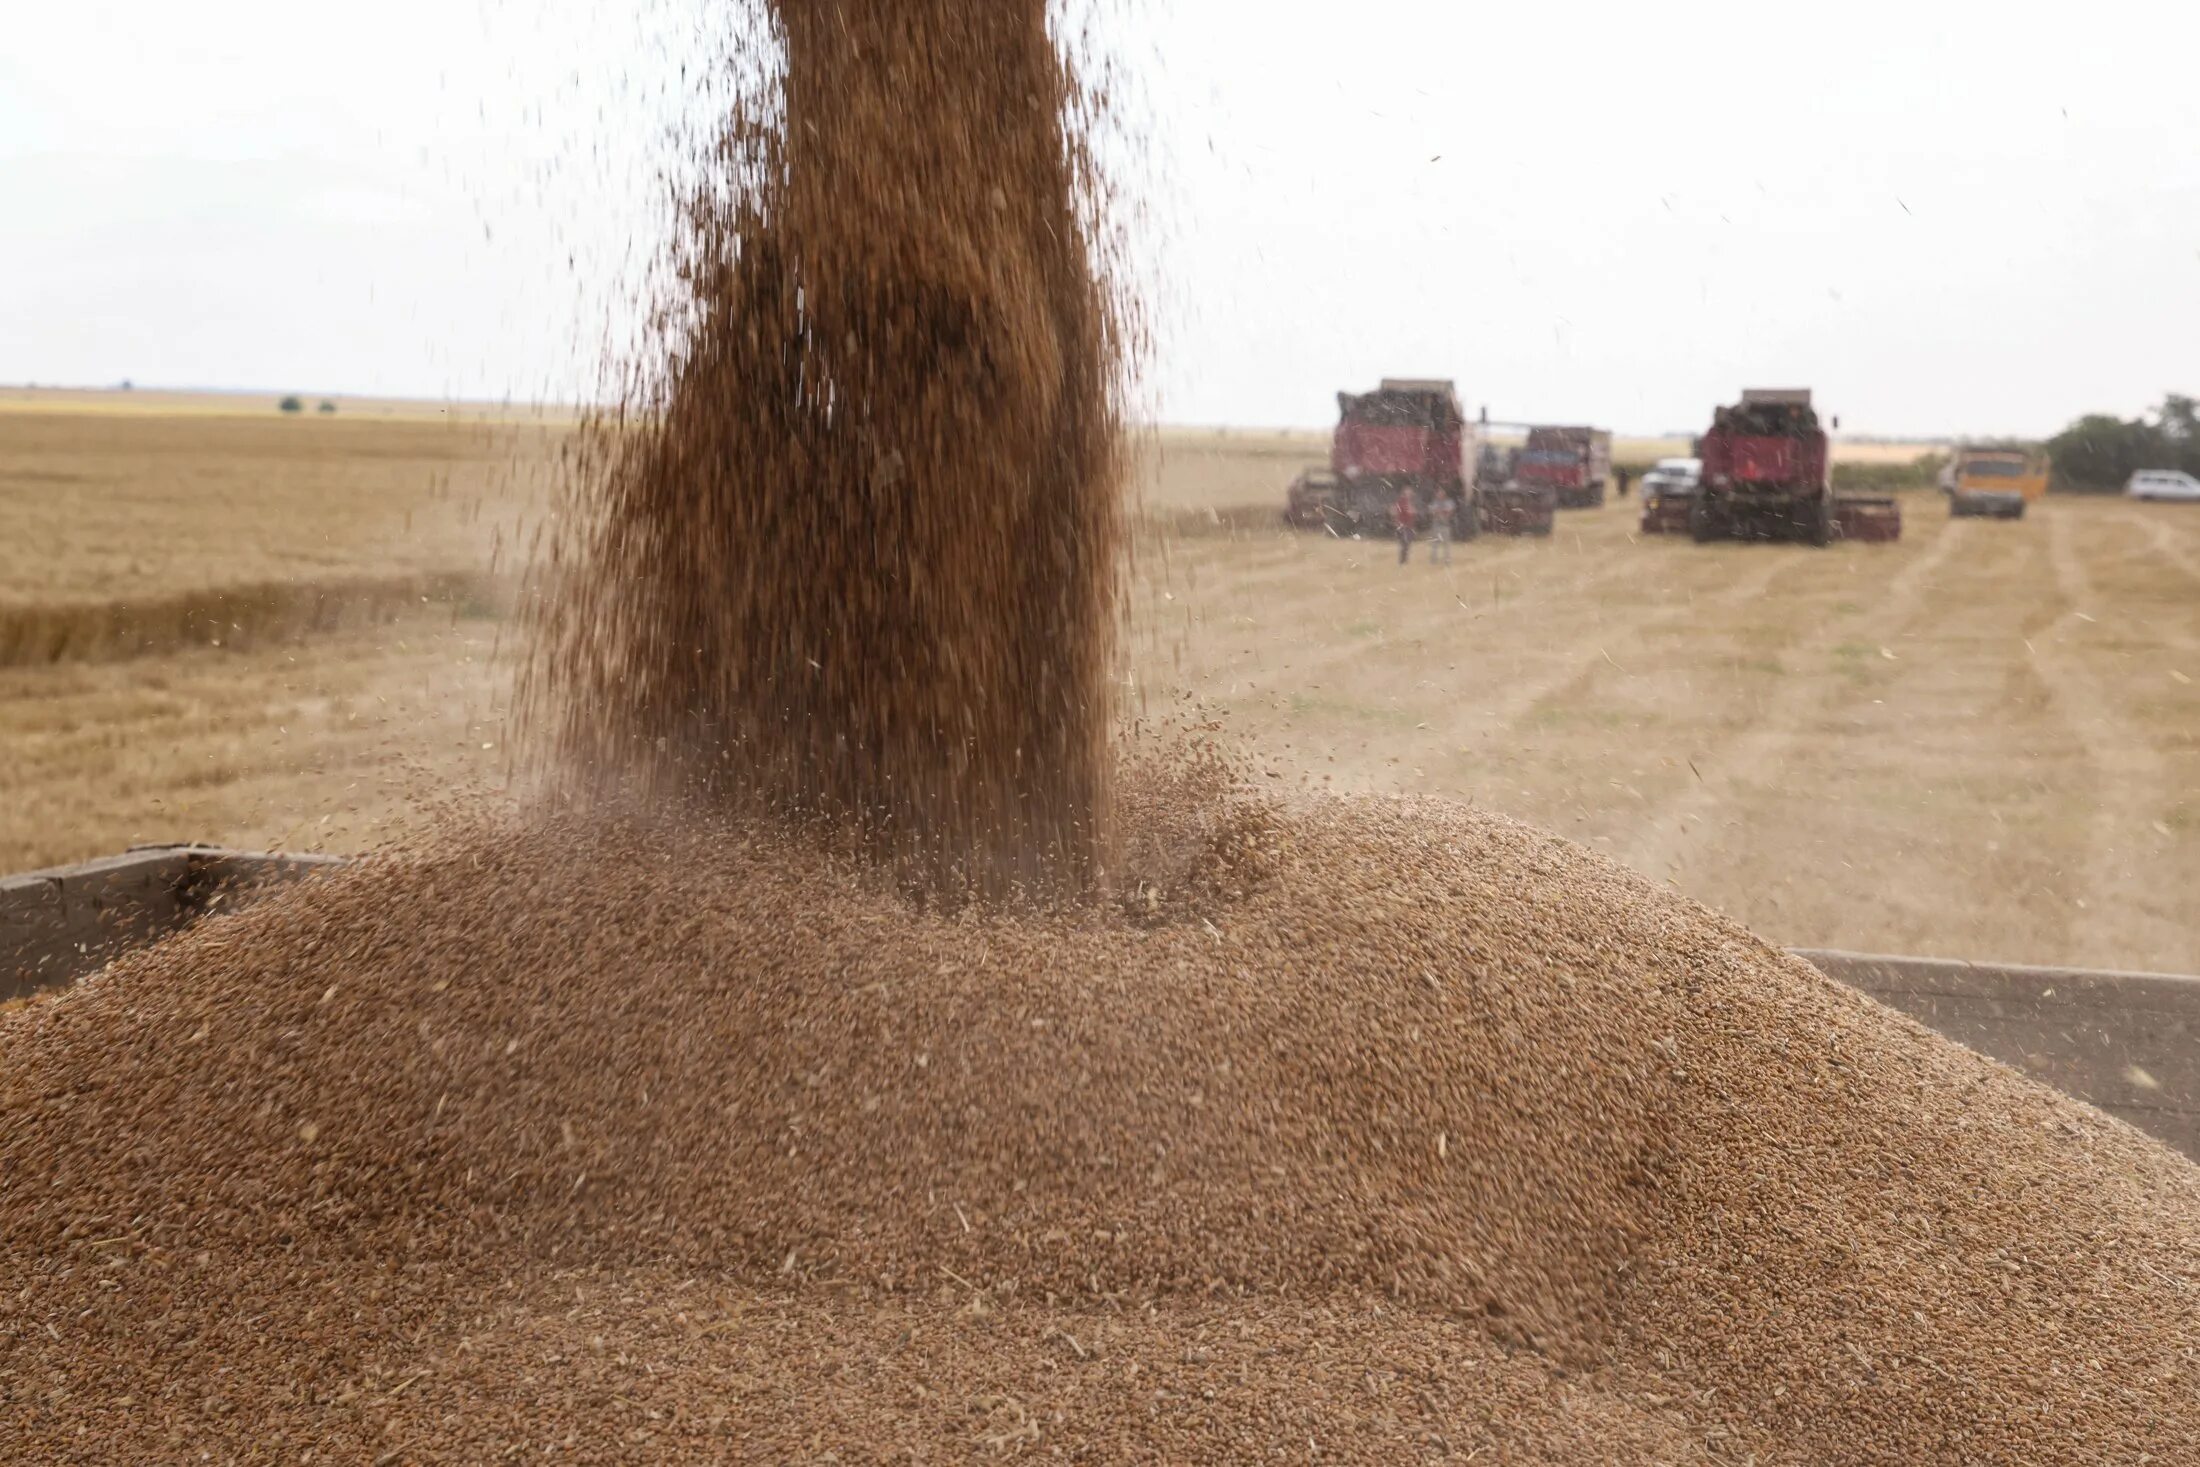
[1285,378,1476,537]
[1517,425,1612,509]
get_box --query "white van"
[2127,469,2200,502]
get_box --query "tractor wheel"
[1806,494,1836,547]
[1689,496,1721,543]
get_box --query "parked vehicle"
[2127,469,2200,502]
[1517,425,1612,509]
[1951,446,2048,502]
[1638,456,1700,534]
[1641,457,1701,499]
[1950,488,2025,519]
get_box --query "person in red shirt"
[1393,487,1418,565]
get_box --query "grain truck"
[1946,445,2043,519]
[1517,426,1612,509]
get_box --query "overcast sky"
[4,1,2197,436]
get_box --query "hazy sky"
[5,1,2198,436]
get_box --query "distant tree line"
[2047,394,2200,492]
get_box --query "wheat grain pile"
[3,779,2196,1462]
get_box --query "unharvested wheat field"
[4,399,2194,971]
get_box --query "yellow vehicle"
[1951,446,2049,501]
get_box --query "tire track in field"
[1471,548,1802,743]
[2024,508,2184,963]
[1615,514,1966,888]
[1173,531,1628,715]
[2121,504,2200,588]
[1138,528,1548,658]
[1311,540,1806,792]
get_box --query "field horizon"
[6,386,1953,457]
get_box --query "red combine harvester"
[1691,389,1901,545]
[1285,378,1477,537]
[1517,425,1612,509]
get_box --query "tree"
[2157,394,2200,443]
[317,400,337,414]
[2044,394,2200,489]
[279,395,304,414]
[2156,395,2200,477]
[2046,414,2152,490]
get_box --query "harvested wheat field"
[4,419,2197,970]
[0,403,533,870]
[1141,493,2200,973]
[7,433,2200,972]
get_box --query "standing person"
[1615,466,1633,499]
[1392,486,1418,565]
[1427,487,1458,565]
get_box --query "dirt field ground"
[4,397,2192,972]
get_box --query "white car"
[2127,469,2200,502]
[1640,456,1702,501]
